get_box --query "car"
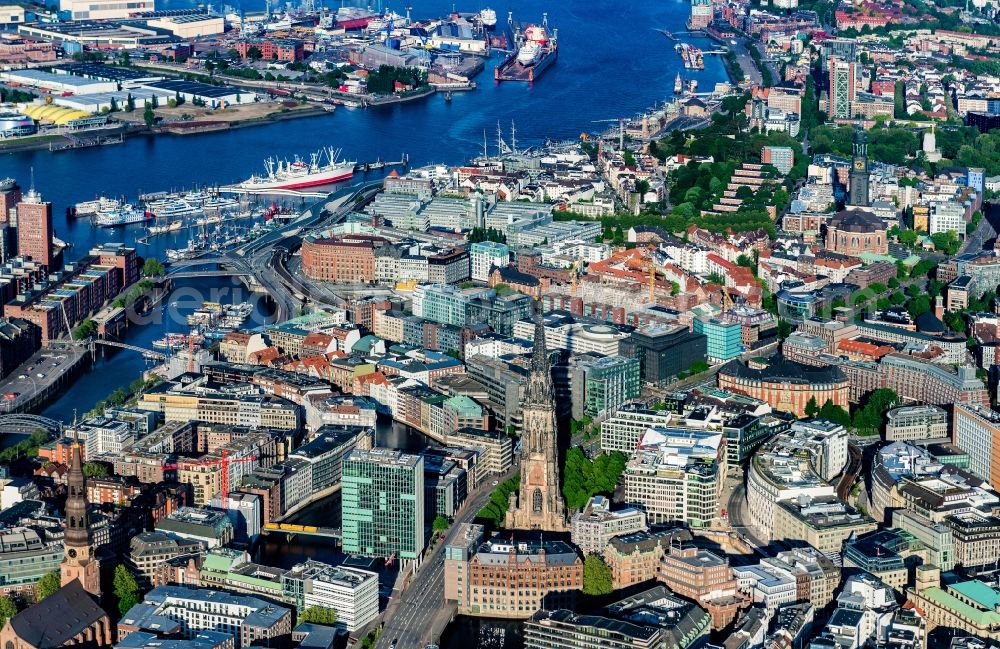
[389,640,398,649]
[491,480,498,486]
[17,375,26,380]
[35,373,44,379]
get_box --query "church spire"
[64,429,90,548]
[525,302,554,405]
[505,301,567,532]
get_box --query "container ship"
[495,16,557,83]
[675,43,704,70]
[237,147,355,191]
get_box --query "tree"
[432,515,449,532]
[300,606,338,625]
[142,258,165,277]
[35,571,60,601]
[475,475,519,527]
[0,595,15,628]
[73,319,97,340]
[246,46,263,60]
[777,318,792,341]
[853,388,900,436]
[805,396,819,418]
[634,179,651,202]
[898,229,918,247]
[930,230,960,255]
[582,555,614,596]
[83,462,109,478]
[562,447,627,511]
[125,94,135,112]
[113,564,140,616]
[818,400,851,428]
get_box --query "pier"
[49,132,124,152]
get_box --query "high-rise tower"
[61,431,101,596]
[16,180,54,270]
[505,306,567,531]
[828,58,856,120]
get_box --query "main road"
[375,470,515,649]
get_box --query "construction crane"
[163,450,258,503]
[634,254,658,304]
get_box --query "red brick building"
[3,246,137,340]
[301,234,387,282]
[825,210,888,257]
[16,189,54,270]
[235,38,304,62]
[658,545,748,630]
[716,356,850,417]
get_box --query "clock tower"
[848,128,870,207]
[61,431,101,597]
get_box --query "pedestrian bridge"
[0,414,63,436]
[165,255,253,278]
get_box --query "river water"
[3,2,723,641]
[0,0,725,421]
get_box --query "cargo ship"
[237,147,355,191]
[479,8,497,28]
[495,16,557,83]
[336,6,377,29]
[675,43,704,70]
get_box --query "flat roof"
[59,62,156,81]
[143,79,240,99]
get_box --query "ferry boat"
[152,333,190,350]
[201,196,241,213]
[674,72,683,94]
[186,302,253,327]
[237,147,355,191]
[147,198,201,219]
[75,196,122,216]
[675,42,704,70]
[95,203,150,227]
[223,302,254,327]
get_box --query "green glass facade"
[342,449,425,560]
[694,317,742,363]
